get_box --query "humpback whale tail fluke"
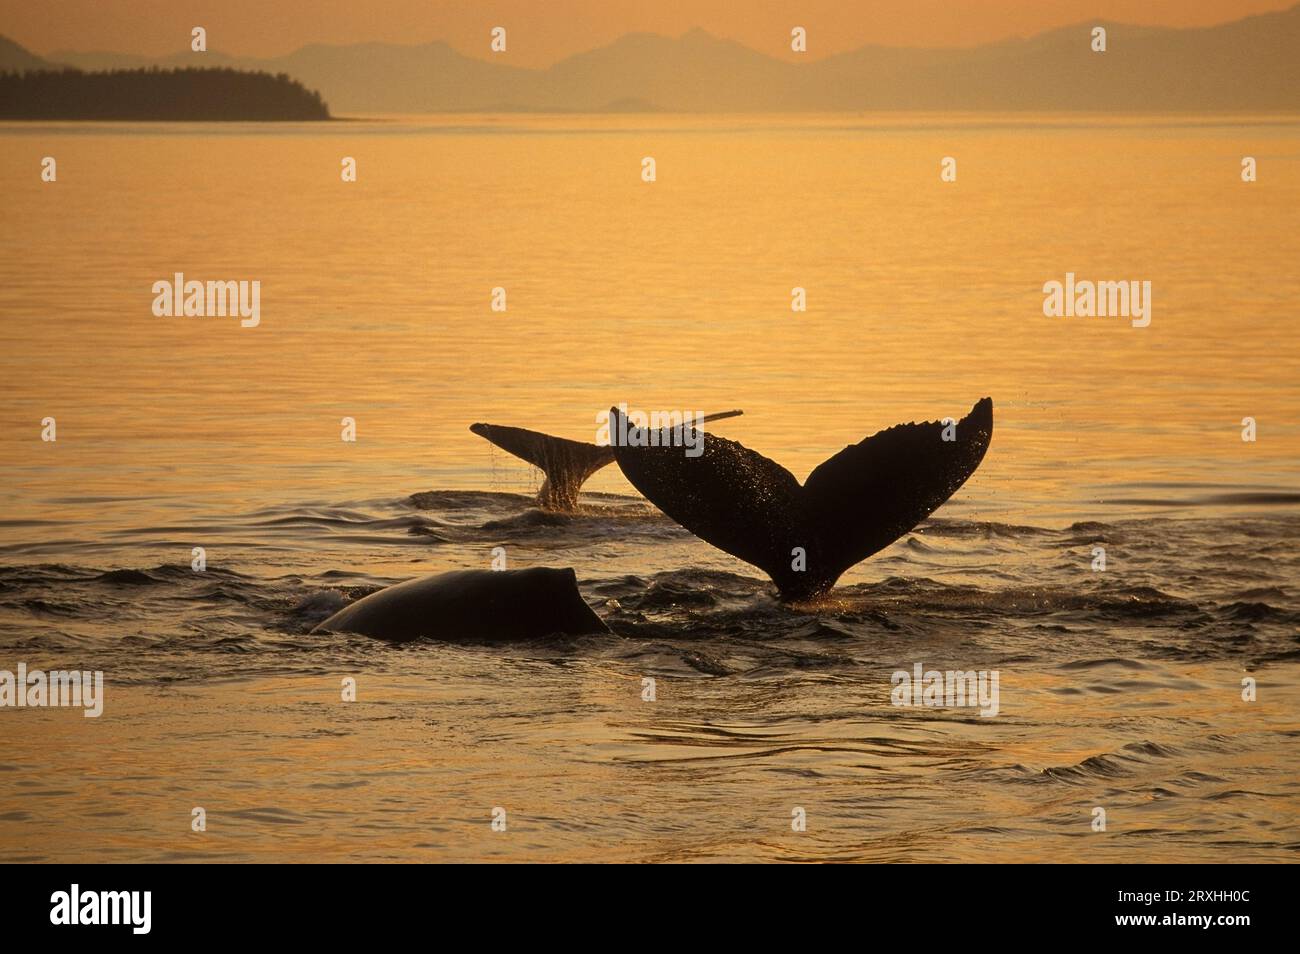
[609,398,994,601]
[471,410,745,511]
[470,422,616,511]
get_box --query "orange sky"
[2,0,1294,64]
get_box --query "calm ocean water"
[0,115,1297,861]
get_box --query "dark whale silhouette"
[311,567,609,642]
[470,410,743,511]
[609,398,994,602]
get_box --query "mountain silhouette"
[15,4,1300,113]
[0,33,53,71]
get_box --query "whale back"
[312,567,609,642]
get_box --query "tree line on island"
[0,67,330,120]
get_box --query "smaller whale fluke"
[312,567,610,642]
[470,422,615,511]
[610,398,994,602]
[471,410,744,511]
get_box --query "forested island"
[0,67,330,120]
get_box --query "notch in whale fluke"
[471,410,744,512]
[610,398,994,602]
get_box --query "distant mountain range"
[0,33,48,72]
[5,4,1300,114]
